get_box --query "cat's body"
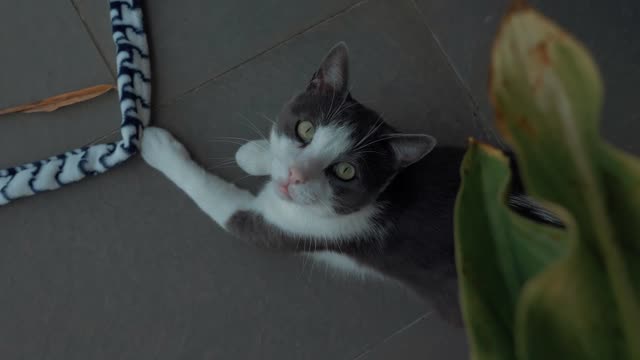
[233,145,466,323]
[141,43,559,326]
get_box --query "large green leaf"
[517,249,628,360]
[490,3,640,359]
[597,145,640,299]
[455,141,567,360]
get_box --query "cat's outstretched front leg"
[141,127,254,227]
[235,140,271,176]
[141,127,312,252]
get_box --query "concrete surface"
[0,0,637,359]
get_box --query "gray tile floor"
[0,0,637,359]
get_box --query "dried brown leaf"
[0,84,115,116]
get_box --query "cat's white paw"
[141,127,191,170]
[235,140,271,176]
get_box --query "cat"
[140,42,560,326]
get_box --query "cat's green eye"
[334,162,356,181]
[296,120,315,143]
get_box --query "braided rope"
[0,0,151,206]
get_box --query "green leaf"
[455,140,567,360]
[490,4,640,359]
[517,248,628,360]
[597,145,640,323]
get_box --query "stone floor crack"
[160,0,371,108]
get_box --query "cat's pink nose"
[288,168,306,184]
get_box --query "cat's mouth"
[277,183,292,200]
[273,181,320,206]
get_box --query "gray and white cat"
[141,43,559,325]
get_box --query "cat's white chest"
[310,251,380,278]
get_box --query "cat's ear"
[389,134,437,167]
[308,42,350,94]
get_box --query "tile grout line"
[408,0,505,148]
[408,0,470,97]
[67,0,369,142]
[68,0,122,148]
[351,312,433,360]
[160,0,371,108]
[68,0,370,142]
[68,0,117,81]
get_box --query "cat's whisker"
[210,158,236,164]
[356,149,386,154]
[206,139,247,147]
[322,87,337,121]
[211,136,269,152]
[257,112,277,127]
[327,92,352,122]
[329,84,357,119]
[315,198,335,216]
[211,159,237,165]
[327,85,338,124]
[328,101,358,122]
[353,125,380,151]
[211,136,254,143]
[207,163,239,171]
[325,94,341,121]
[300,245,312,273]
[353,115,386,150]
[353,133,405,152]
[232,174,254,183]
[248,124,268,143]
[305,239,320,281]
[334,237,344,255]
[237,113,269,142]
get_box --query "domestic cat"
[141,43,559,325]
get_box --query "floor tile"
[153,0,490,166]
[150,0,480,354]
[0,0,117,169]
[0,160,426,360]
[355,313,468,360]
[0,93,121,170]
[72,0,362,103]
[0,0,473,358]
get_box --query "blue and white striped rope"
[0,0,151,206]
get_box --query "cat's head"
[268,43,436,215]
